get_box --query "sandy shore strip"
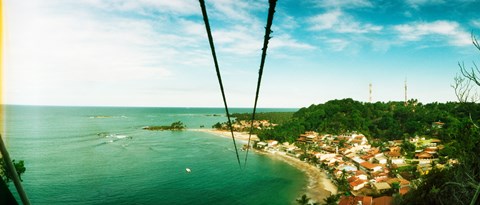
[192,128,337,203]
[191,128,259,142]
[256,150,338,203]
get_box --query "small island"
[142,121,186,131]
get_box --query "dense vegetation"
[142,121,186,131]
[258,99,480,148]
[1,158,26,204]
[256,98,480,204]
[230,112,294,124]
[212,112,294,132]
[0,159,26,184]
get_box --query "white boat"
[185,168,191,173]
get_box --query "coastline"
[255,150,337,203]
[191,128,260,142]
[192,129,337,203]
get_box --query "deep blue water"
[4,105,307,205]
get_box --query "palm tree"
[296,194,310,205]
[323,194,339,205]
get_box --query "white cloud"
[406,0,445,9]
[4,0,314,106]
[3,0,210,106]
[209,0,264,23]
[326,39,350,51]
[82,0,200,15]
[309,10,342,31]
[394,20,470,46]
[270,35,316,50]
[309,10,382,33]
[314,0,373,9]
[277,15,299,30]
[471,20,480,28]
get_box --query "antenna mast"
[369,83,372,103]
[404,78,408,105]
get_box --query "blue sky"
[3,0,480,108]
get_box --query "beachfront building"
[256,141,268,149]
[339,196,373,205]
[256,129,425,201]
[266,140,278,147]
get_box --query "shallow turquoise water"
[4,106,306,204]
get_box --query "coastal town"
[213,119,455,205]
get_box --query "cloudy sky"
[3,0,480,108]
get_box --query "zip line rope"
[244,0,277,169]
[198,0,277,169]
[198,0,242,169]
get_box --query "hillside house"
[339,196,373,205]
[360,161,383,173]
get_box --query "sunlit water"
[4,106,306,205]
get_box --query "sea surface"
[3,105,307,205]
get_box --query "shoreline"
[191,128,260,142]
[255,150,337,203]
[192,128,337,203]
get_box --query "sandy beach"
[258,151,338,203]
[192,128,260,142]
[193,128,337,203]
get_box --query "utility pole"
[404,78,408,105]
[369,83,372,103]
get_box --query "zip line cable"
[244,0,277,169]
[0,135,31,205]
[198,0,242,169]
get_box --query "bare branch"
[473,34,480,51]
[460,34,480,86]
[452,74,476,103]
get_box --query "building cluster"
[255,131,448,204]
[218,120,277,132]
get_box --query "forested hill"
[259,98,480,146]
[258,98,480,204]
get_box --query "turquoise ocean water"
[4,105,307,205]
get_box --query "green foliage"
[401,164,479,205]
[261,99,480,158]
[257,119,305,142]
[143,121,186,131]
[257,99,480,204]
[212,122,223,129]
[323,194,339,205]
[0,159,26,183]
[295,100,477,141]
[170,121,186,129]
[230,112,294,124]
[296,194,318,205]
[336,170,350,193]
[400,140,416,159]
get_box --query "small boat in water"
[185,168,191,173]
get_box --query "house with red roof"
[360,161,383,173]
[339,196,373,205]
[373,196,393,205]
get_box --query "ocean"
[3,105,307,205]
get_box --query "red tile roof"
[373,196,393,205]
[360,161,381,170]
[399,186,410,195]
[339,196,373,205]
[349,179,366,187]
